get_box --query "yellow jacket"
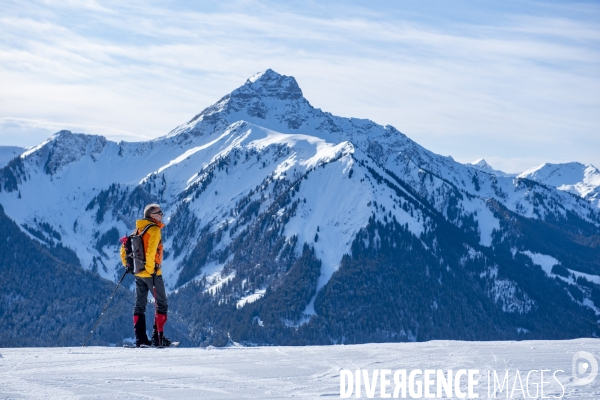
[120,218,165,278]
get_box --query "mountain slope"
[0,204,133,347]
[519,162,600,207]
[2,69,600,346]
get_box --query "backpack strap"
[139,223,158,274]
[138,223,157,237]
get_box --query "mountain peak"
[466,158,515,178]
[239,69,303,101]
[471,158,493,170]
[247,68,279,83]
[168,69,313,138]
[519,162,600,188]
[54,129,73,136]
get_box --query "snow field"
[522,251,600,286]
[1,339,599,399]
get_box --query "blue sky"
[1,0,599,172]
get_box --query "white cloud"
[0,117,149,147]
[0,0,598,173]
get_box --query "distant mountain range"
[466,158,516,178]
[1,69,600,346]
[518,162,600,207]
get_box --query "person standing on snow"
[120,203,171,347]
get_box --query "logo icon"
[572,351,598,385]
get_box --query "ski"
[157,341,180,348]
[123,342,179,348]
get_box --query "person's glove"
[125,263,134,274]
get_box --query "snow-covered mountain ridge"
[518,162,600,206]
[467,158,516,178]
[2,69,600,346]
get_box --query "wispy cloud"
[0,117,148,147]
[0,0,599,172]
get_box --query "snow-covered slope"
[0,340,597,399]
[0,130,215,282]
[519,162,600,207]
[167,69,599,231]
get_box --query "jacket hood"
[136,218,165,229]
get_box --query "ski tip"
[156,342,179,349]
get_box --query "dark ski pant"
[134,275,168,315]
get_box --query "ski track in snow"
[1,339,599,399]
